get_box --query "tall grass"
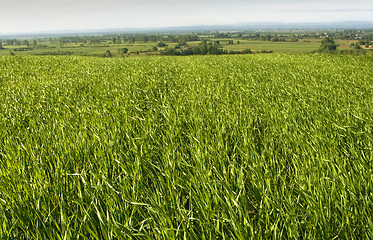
[0,54,372,239]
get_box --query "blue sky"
[0,0,373,33]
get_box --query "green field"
[1,37,367,57]
[0,54,372,239]
[222,39,321,52]
[0,42,159,57]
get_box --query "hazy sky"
[1,0,373,33]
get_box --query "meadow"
[0,54,372,239]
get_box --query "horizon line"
[1,20,373,36]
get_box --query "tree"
[350,43,361,49]
[320,37,338,51]
[117,48,128,56]
[157,42,167,47]
[104,50,112,57]
[0,42,4,49]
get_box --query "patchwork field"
[0,54,372,239]
[1,38,368,57]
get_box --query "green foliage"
[319,37,338,52]
[104,50,112,57]
[260,34,272,41]
[350,43,362,50]
[157,42,167,47]
[117,48,129,56]
[0,54,372,239]
[161,40,251,56]
[228,49,252,54]
[338,49,367,56]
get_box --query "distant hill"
[159,21,373,32]
[1,21,373,38]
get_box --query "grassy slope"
[0,54,372,239]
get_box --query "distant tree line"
[210,30,373,41]
[51,34,200,45]
[161,40,252,56]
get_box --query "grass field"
[0,54,372,239]
[222,39,321,53]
